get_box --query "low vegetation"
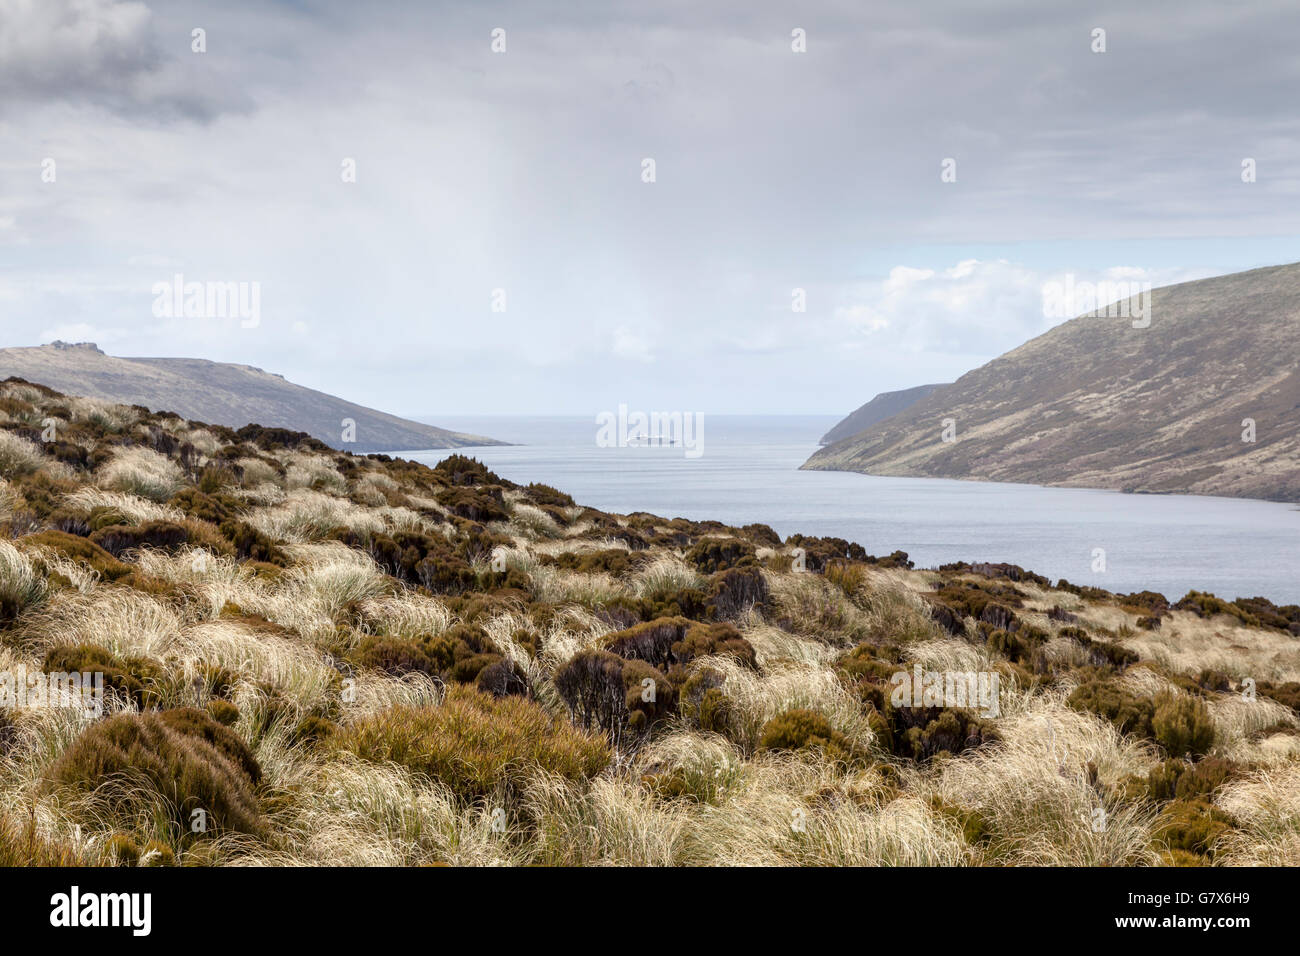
[0,377,1297,866]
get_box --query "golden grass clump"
[332,684,611,804]
[97,447,185,502]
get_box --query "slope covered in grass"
[1,376,1298,866]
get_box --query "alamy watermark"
[151,274,260,328]
[1,666,104,718]
[1041,273,1152,328]
[596,403,704,458]
[889,664,1000,718]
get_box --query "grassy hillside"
[805,263,1300,503]
[1,378,1299,866]
[820,383,948,445]
[0,343,500,453]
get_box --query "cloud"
[831,260,1211,357]
[611,326,655,362]
[1,0,1296,414]
[0,0,246,120]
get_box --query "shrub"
[333,686,609,803]
[899,708,1000,762]
[219,520,287,565]
[18,530,133,581]
[1152,692,1216,758]
[672,620,757,668]
[621,658,674,732]
[603,617,691,670]
[45,708,264,837]
[475,657,529,698]
[355,634,446,678]
[1153,799,1234,859]
[43,643,163,710]
[205,699,241,726]
[1143,757,1241,802]
[686,538,756,573]
[89,520,189,557]
[705,566,769,619]
[758,708,865,764]
[436,486,508,523]
[523,482,575,507]
[1067,677,1156,740]
[554,649,628,732]
[545,548,633,576]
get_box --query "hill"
[0,342,500,453]
[804,263,1300,502]
[819,383,948,445]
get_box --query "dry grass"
[97,447,185,502]
[0,431,48,480]
[2,383,1297,870]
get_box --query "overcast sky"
[3,0,1300,420]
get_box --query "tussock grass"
[247,489,384,542]
[767,571,873,645]
[685,755,968,866]
[97,447,184,502]
[0,431,47,480]
[285,453,347,495]
[1214,764,1300,865]
[0,539,51,620]
[26,587,182,660]
[508,502,563,540]
[632,555,705,601]
[68,397,138,433]
[692,655,875,755]
[64,487,185,526]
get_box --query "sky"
[3,0,1300,419]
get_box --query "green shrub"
[45,708,264,837]
[705,566,768,619]
[205,699,241,726]
[43,643,163,710]
[219,520,287,565]
[1152,692,1216,758]
[89,520,189,557]
[436,486,508,523]
[686,538,756,574]
[19,530,133,581]
[899,708,1000,762]
[758,708,866,764]
[1153,799,1234,859]
[554,649,628,732]
[678,667,732,735]
[1142,757,1241,802]
[333,686,609,803]
[544,548,633,576]
[1067,677,1156,739]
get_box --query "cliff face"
[0,343,500,452]
[804,262,1300,503]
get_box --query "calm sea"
[406,415,1300,605]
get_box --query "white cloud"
[611,325,655,362]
